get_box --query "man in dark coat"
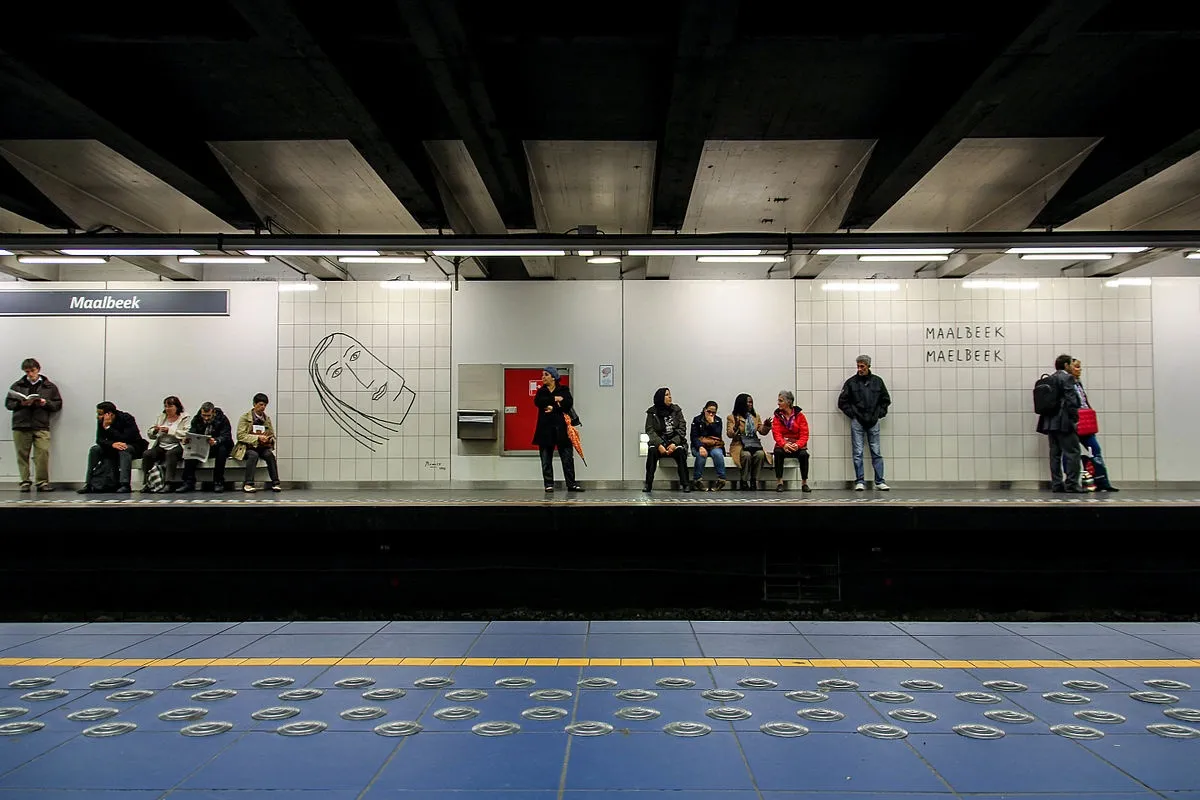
[838,354,891,491]
[1037,353,1083,493]
[6,357,63,492]
[179,402,234,493]
[80,401,146,493]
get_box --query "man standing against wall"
[838,354,890,491]
[5,358,63,492]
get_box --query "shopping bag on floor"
[146,463,166,493]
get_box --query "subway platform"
[0,619,1198,797]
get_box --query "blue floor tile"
[0,634,157,658]
[761,794,956,800]
[895,622,1008,635]
[165,622,240,635]
[709,666,826,689]
[584,634,703,658]
[696,634,820,659]
[578,666,714,689]
[273,693,428,732]
[128,692,274,732]
[565,731,753,790]
[739,730,946,792]
[1006,690,1188,729]
[1132,634,1200,657]
[909,731,1147,794]
[1092,666,1198,687]
[574,688,713,731]
[997,621,1112,635]
[123,666,225,691]
[0,792,165,800]
[365,792,554,799]
[371,731,567,791]
[790,621,906,635]
[65,623,186,635]
[861,689,1035,733]
[1102,622,1200,635]
[167,665,329,689]
[229,634,371,658]
[963,666,1140,692]
[347,634,479,658]
[807,635,943,660]
[25,666,137,690]
[181,730,396,790]
[454,666,584,690]
[220,622,287,635]
[468,635,585,659]
[586,620,695,634]
[0,731,236,790]
[751,690,883,733]
[171,791,360,799]
[0,730,76,778]
[566,793,758,800]
[484,621,588,635]
[828,667,981,692]
[274,621,388,635]
[1027,635,1186,660]
[967,795,1159,800]
[308,665,464,689]
[106,635,214,659]
[917,635,1066,660]
[691,621,798,634]
[0,622,86,635]
[2,687,87,716]
[380,621,488,634]
[419,690,540,732]
[163,635,267,659]
[0,634,48,652]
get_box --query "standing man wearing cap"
[838,354,891,491]
[532,366,584,493]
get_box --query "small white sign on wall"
[599,364,614,387]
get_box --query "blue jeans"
[1064,433,1104,474]
[850,419,884,483]
[692,447,726,480]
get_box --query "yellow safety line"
[1,657,1198,669]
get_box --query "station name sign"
[0,290,229,316]
[924,324,1005,365]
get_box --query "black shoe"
[776,483,785,493]
[176,484,194,493]
[1051,485,1065,493]
[567,484,585,492]
[76,485,94,495]
[116,484,131,493]
[642,483,652,492]
[212,483,224,493]
[682,483,693,493]
[802,483,812,493]
[544,485,555,492]
[1100,485,1120,492]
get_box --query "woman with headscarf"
[533,367,583,492]
[727,393,772,490]
[643,387,690,493]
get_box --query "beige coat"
[232,410,276,461]
[726,412,773,468]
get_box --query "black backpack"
[1032,373,1060,416]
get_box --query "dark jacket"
[1036,370,1081,434]
[6,375,63,431]
[690,413,725,451]
[645,404,687,449]
[96,410,147,457]
[838,372,891,429]
[188,407,234,450]
[532,383,574,447]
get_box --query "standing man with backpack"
[1035,354,1083,493]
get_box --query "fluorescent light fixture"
[820,281,900,292]
[431,250,566,257]
[696,255,786,263]
[178,256,268,264]
[0,249,11,256]
[1187,252,1200,260]
[1020,253,1110,261]
[379,280,451,289]
[627,249,763,256]
[17,256,109,264]
[962,279,1039,290]
[277,282,318,292]
[577,250,595,257]
[1104,277,1151,287]
[817,248,954,256]
[61,248,200,256]
[587,256,621,264]
[858,254,949,262]
[246,249,380,257]
[338,256,427,264]
[1007,246,1148,254]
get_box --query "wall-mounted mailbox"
[457,409,499,440]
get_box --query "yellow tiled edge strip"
[2,658,1198,668]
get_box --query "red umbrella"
[563,412,587,467]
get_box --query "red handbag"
[1076,407,1098,437]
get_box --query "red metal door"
[503,368,569,453]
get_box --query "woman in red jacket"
[771,390,811,493]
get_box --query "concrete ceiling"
[1,0,1199,282]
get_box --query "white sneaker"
[876,481,890,491]
[854,482,865,491]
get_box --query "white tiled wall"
[797,278,1156,485]
[276,282,452,484]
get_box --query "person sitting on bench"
[179,401,233,493]
[234,393,281,493]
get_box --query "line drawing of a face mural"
[309,332,416,451]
